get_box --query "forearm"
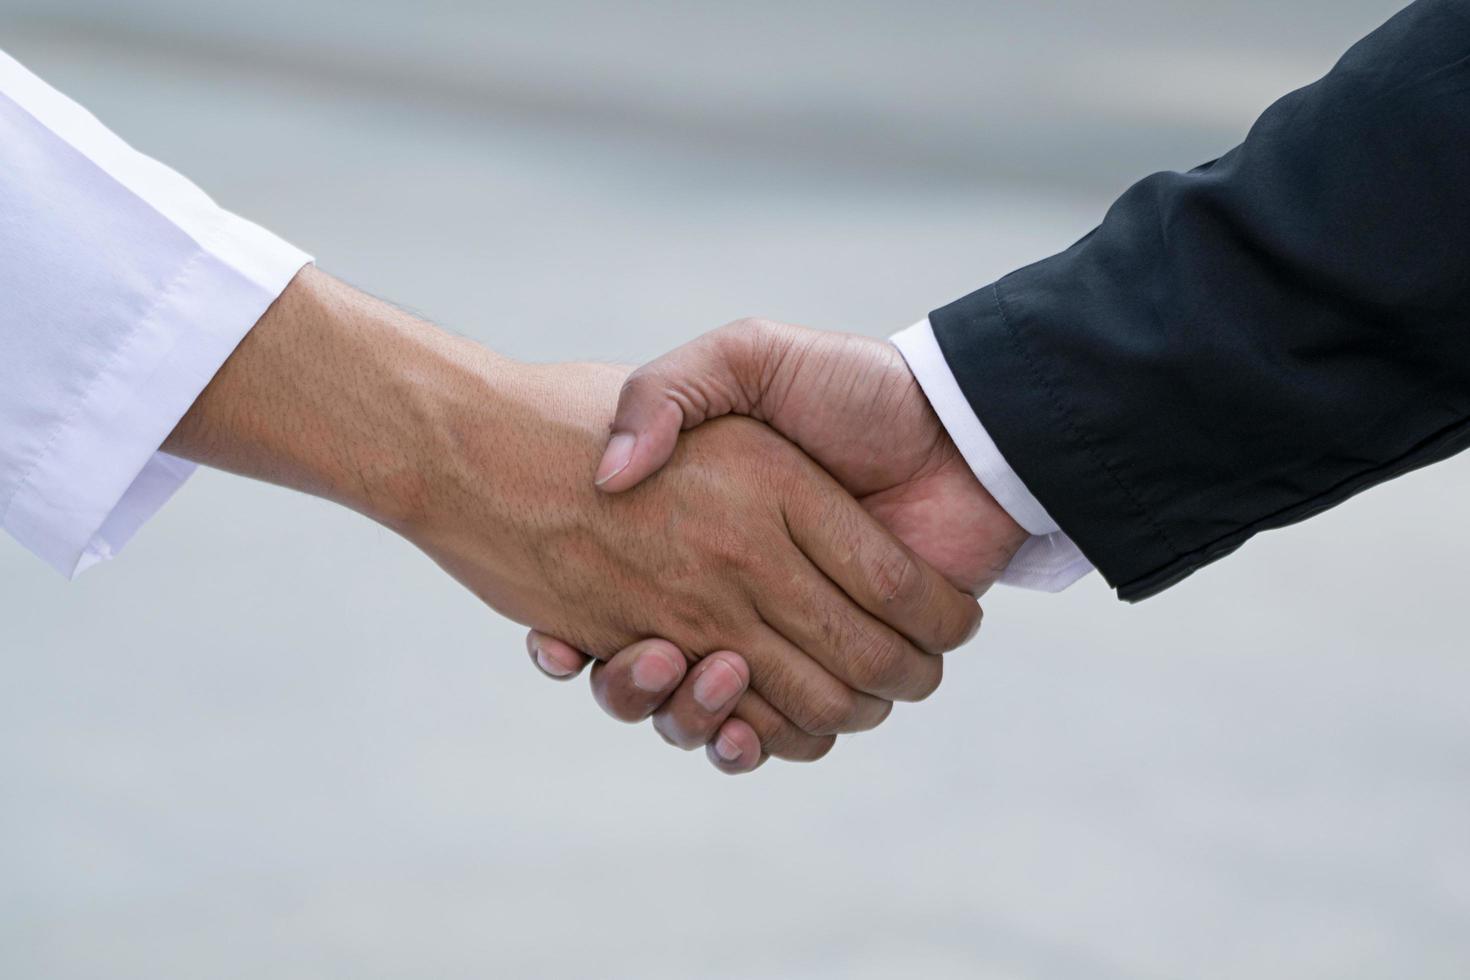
[163,266,511,531]
[161,268,985,766]
[162,265,628,629]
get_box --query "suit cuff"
[891,318,1093,592]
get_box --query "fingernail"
[534,643,577,678]
[692,659,743,712]
[631,647,681,692]
[963,608,984,644]
[594,432,637,486]
[713,734,743,762]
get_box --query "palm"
[756,333,1023,595]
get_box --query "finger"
[705,717,765,774]
[756,567,944,703]
[652,651,750,749]
[730,688,836,763]
[739,624,892,737]
[594,320,780,493]
[783,485,983,655]
[588,638,688,723]
[526,630,594,681]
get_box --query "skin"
[529,318,1030,772]
[164,271,982,766]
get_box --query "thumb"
[594,320,777,493]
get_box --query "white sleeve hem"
[0,47,312,577]
[891,318,1094,593]
[0,49,298,294]
[2,239,311,578]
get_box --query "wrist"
[341,313,537,537]
[389,358,632,632]
[349,333,500,534]
[165,267,514,532]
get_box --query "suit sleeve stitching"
[988,279,1189,562]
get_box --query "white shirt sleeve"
[0,49,311,578]
[891,318,1094,592]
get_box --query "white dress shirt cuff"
[5,243,310,579]
[891,318,1093,592]
[0,48,311,578]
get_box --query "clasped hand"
[404,357,984,769]
[165,273,1023,775]
[514,320,1029,773]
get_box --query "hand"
[526,633,762,770]
[402,359,981,760]
[163,271,980,769]
[596,319,1027,590]
[530,319,1028,770]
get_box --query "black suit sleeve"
[930,0,1470,601]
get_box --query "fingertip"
[595,436,675,494]
[594,466,649,494]
[527,631,590,680]
[705,650,751,683]
[706,718,763,774]
[962,601,984,644]
[594,440,672,495]
[651,651,748,750]
[598,390,692,493]
[592,638,688,723]
[593,431,637,488]
[629,639,687,693]
[691,651,749,713]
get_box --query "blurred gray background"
[4,1,1467,977]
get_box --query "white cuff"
[891,318,1093,592]
[4,246,310,578]
[0,48,312,577]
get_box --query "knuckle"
[920,597,982,656]
[652,713,702,751]
[905,655,944,703]
[840,695,893,733]
[709,544,771,601]
[795,733,838,763]
[715,526,759,569]
[870,698,896,727]
[939,601,983,651]
[799,686,859,736]
[765,728,836,763]
[848,629,909,695]
[720,316,774,339]
[869,548,926,611]
[818,492,858,540]
[616,366,657,403]
[618,365,686,421]
[595,686,645,724]
[715,317,796,395]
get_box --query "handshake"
[521,318,1031,773]
[167,267,1030,775]
[16,0,1463,779]
[517,314,1034,775]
